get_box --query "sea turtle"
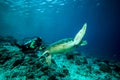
[41,23,87,65]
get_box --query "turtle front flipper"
[74,23,87,45]
[80,40,87,46]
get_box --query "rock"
[75,60,82,65]
[3,46,20,53]
[114,62,120,72]
[75,56,87,65]
[0,36,17,45]
[56,68,69,78]
[13,58,24,67]
[66,54,74,60]
[48,75,58,80]
[66,52,81,60]
[87,58,94,65]
[62,68,69,76]
[100,63,112,73]
[114,66,120,72]
[41,66,49,72]
[27,73,35,79]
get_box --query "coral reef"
[0,36,120,80]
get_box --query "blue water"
[0,0,120,60]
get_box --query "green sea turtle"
[41,23,87,65]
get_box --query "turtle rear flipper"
[46,54,51,65]
[74,23,87,45]
[40,51,52,65]
[40,51,49,58]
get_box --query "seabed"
[0,36,120,80]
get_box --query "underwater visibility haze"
[0,0,120,79]
[0,0,119,60]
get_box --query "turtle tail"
[73,23,87,45]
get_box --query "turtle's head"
[73,23,87,45]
